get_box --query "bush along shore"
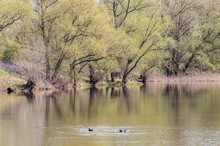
[1,65,220,94]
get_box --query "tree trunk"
[51,53,66,81]
[139,74,147,85]
[45,46,51,80]
[174,63,179,76]
[111,72,115,82]
[73,67,77,87]
[89,64,98,87]
[121,60,131,86]
[122,74,127,86]
[22,79,36,92]
[183,52,195,74]
[165,66,171,76]
[69,67,76,88]
[41,6,51,80]
[170,49,180,76]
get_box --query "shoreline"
[146,73,220,83]
[1,72,220,93]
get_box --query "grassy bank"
[1,68,220,93]
[0,69,26,91]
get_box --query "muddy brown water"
[0,83,220,146]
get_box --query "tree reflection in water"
[1,83,220,146]
[26,84,218,127]
[44,91,64,126]
[21,91,35,103]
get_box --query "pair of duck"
[88,128,126,133]
[119,129,126,133]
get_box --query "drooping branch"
[78,57,104,73]
[74,57,104,67]
[0,15,21,32]
[139,14,158,49]
[124,39,159,77]
[69,53,104,73]
[51,51,68,80]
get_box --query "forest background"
[0,0,219,90]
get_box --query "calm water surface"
[0,83,220,146]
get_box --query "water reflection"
[20,91,35,103]
[0,83,220,146]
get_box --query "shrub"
[2,45,19,62]
[0,69,9,77]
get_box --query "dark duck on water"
[119,129,126,133]
[88,128,93,132]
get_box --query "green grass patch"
[126,80,143,86]
[0,69,10,77]
[96,81,108,87]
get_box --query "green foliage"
[0,69,9,77]
[1,45,19,61]
[0,0,31,32]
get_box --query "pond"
[0,83,220,146]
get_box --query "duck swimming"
[119,129,126,133]
[88,128,93,132]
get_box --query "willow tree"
[162,0,220,75]
[101,0,149,83]
[101,0,170,85]
[193,0,220,72]
[30,0,111,84]
[124,4,172,84]
[56,0,112,86]
[0,0,31,58]
[0,0,30,32]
